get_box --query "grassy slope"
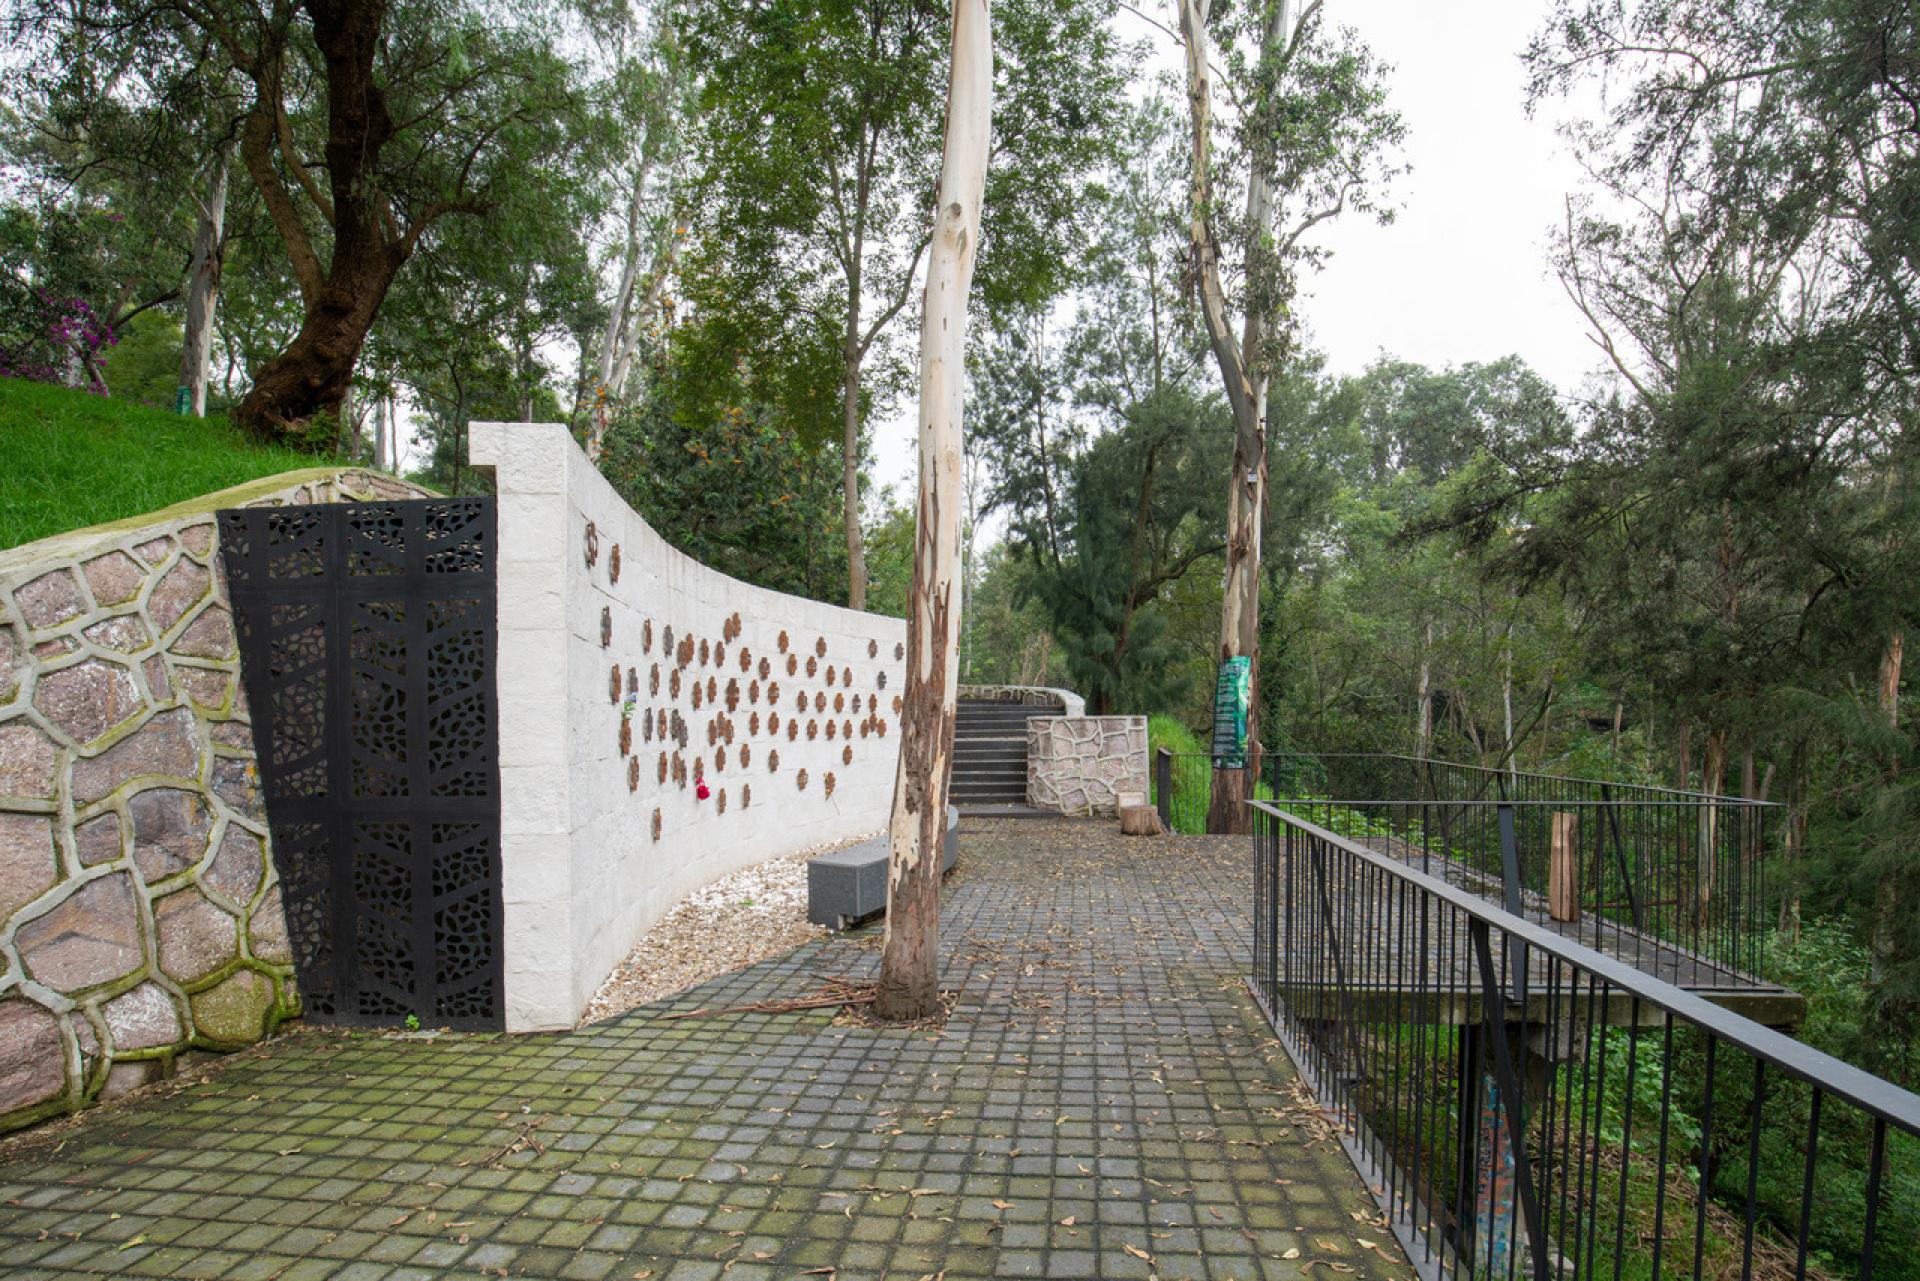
[0,379,323,550]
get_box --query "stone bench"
[807,806,960,930]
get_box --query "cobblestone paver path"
[0,819,1410,1281]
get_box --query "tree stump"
[1120,803,1162,836]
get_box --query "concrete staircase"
[949,697,1063,807]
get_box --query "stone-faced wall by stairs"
[1026,716,1149,817]
[0,468,429,1133]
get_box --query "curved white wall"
[470,422,906,1030]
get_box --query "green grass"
[0,378,327,549]
[1148,713,1204,758]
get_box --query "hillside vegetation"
[0,380,324,549]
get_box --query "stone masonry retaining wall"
[0,468,428,1133]
[1026,716,1149,817]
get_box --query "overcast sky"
[870,0,1602,496]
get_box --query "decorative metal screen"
[219,499,504,1030]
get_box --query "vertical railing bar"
[1582,979,1612,1281]
[1411,882,1434,1264]
[1740,1057,1766,1281]
[1470,919,1548,1280]
[1650,1015,1675,1281]
[1792,1088,1821,1281]
[1613,998,1642,1281]
[1536,953,1559,1279]
[1859,1116,1886,1281]
[1692,1037,1718,1281]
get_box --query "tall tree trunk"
[1414,617,1433,757]
[610,236,677,397]
[588,161,655,464]
[843,312,869,612]
[875,0,990,1023]
[231,0,445,440]
[373,396,389,471]
[1781,737,1807,943]
[1696,727,1728,933]
[1879,631,1903,731]
[597,161,653,391]
[177,143,233,417]
[1183,0,1288,836]
[1873,630,1904,982]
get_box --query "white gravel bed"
[579,832,878,1025]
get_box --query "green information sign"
[1210,657,1250,768]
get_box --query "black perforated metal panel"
[219,499,503,1030]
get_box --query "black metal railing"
[1251,801,1920,1281]
[1157,749,1775,982]
[1155,746,1288,834]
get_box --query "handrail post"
[1471,919,1548,1279]
[1498,802,1527,1004]
[1600,782,1644,930]
[1155,748,1172,831]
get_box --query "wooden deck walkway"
[1272,833,1805,1028]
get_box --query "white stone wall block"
[488,421,906,1032]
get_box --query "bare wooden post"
[874,0,992,1022]
[1549,811,1579,923]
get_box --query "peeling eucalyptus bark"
[875,0,991,1022]
[177,143,232,418]
[1182,0,1288,836]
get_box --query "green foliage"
[0,377,322,548]
[599,397,848,601]
[107,312,188,409]
[6,0,620,439]
[1018,384,1231,715]
[959,542,1062,687]
[1148,714,1202,759]
[862,501,915,619]
[674,0,1127,595]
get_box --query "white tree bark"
[177,144,233,417]
[597,160,654,392]
[610,254,674,398]
[843,283,870,612]
[587,160,661,465]
[1183,0,1290,835]
[1415,616,1433,756]
[876,0,991,1022]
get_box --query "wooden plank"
[1549,811,1578,922]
